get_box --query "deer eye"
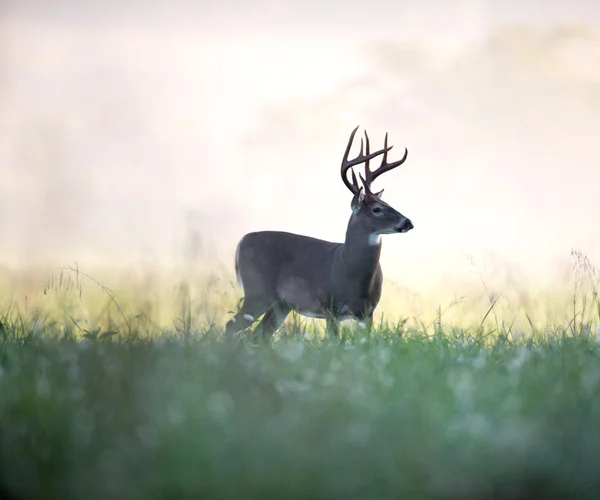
[372,206,382,214]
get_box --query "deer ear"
[351,188,364,214]
[375,189,384,199]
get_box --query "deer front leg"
[357,307,376,333]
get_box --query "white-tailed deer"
[226,126,413,340]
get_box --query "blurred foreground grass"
[1,324,600,499]
[0,251,599,499]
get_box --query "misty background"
[1,0,599,300]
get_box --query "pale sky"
[1,0,599,295]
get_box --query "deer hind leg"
[253,302,290,342]
[225,296,271,337]
[325,307,374,338]
[357,315,373,332]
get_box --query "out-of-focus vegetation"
[0,252,599,499]
[1,248,599,338]
[1,323,600,499]
[0,253,600,499]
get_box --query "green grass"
[0,250,598,499]
[1,319,600,500]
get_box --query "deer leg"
[253,302,290,342]
[225,297,270,337]
[356,311,375,333]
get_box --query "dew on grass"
[472,351,487,370]
[78,338,93,350]
[581,365,600,395]
[329,358,342,372]
[447,411,490,440]
[375,346,391,366]
[275,379,312,395]
[277,341,304,363]
[508,347,530,374]
[448,370,475,410]
[206,391,235,424]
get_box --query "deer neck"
[341,215,382,280]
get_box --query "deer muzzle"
[395,218,414,233]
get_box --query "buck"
[226,126,413,340]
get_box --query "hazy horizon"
[1,0,599,300]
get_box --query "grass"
[0,252,599,499]
[1,323,600,499]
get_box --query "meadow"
[0,252,599,500]
[3,5,600,498]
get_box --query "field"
[3,4,600,498]
[0,254,599,500]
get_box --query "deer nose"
[396,218,413,233]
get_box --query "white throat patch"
[368,233,382,246]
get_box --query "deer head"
[341,126,413,240]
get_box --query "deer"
[225,126,413,340]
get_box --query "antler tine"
[360,130,374,195]
[341,126,392,195]
[350,169,359,190]
[362,132,408,189]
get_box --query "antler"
[340,126,408,195]
[341,126,393,195]
[359,130,408,195]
